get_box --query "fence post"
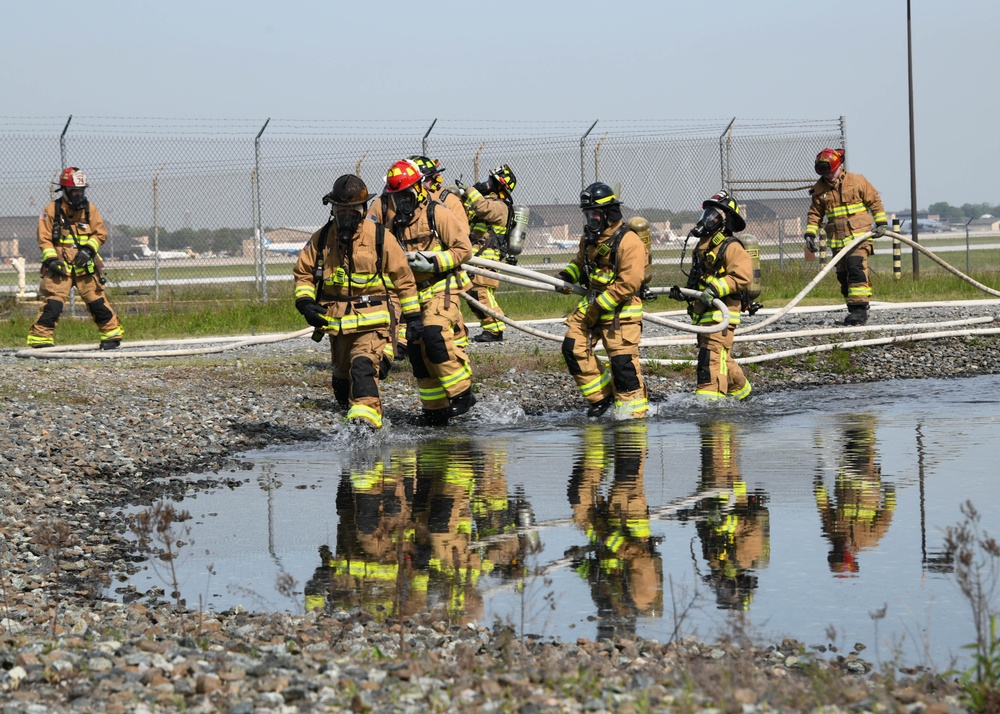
[422,118,437,156]
[153,163,167,299]
[579,120,597,190]
[473,142,485,183]
[59,115,72,170]
[594,133,607,182]
[254,118,270,302]
[356,151,368,177]
[250,167,260,292]
[892,217,902,279]
[718,117,735,190]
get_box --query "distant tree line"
[112,226,257,254]
[927,202,1000,222]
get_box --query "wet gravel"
[0,302,994,712]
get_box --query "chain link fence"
[0,117,846,303]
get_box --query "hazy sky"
[3,0,996,211]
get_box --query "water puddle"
[116,374,1000,671]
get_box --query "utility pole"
[907,0,920,277]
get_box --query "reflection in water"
[692,420,770,611]
[566,424,663,639]
[303,439,534,622]
[814,414,896,576]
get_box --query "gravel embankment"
[0,302,995,713]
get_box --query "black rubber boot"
[473,331,503,343]
[586,395,614,418]
[843,305,869,326]
[332,377,350,409]
[447,388,478,418]
[99,339,121,350]
[410,410,450,427]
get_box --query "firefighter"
[814,414,895,576]
[383,159,476,426]
[557,182,648,419]
[804,148,888,326]
[565,424,662,638]
[27,167,125,349]
[292,174,421,429]
[453,164,517,343]
[691,420,770,610]
[669,190,753,401]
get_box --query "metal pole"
[840,115,848,164]
[473,142,485,183]
[255,118,270,301]
[59,115,72,169]
[907,0,920,278]
[356,151,368,177]
[250,167,260,291]
[422,118,437,156]
[966,216,974,275]
[892,218,902,279]
[580,120,598,190]
[153,163,166,300]
[594,133,607,182]
[718,117,735,189]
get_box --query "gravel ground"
[0,301,996,712]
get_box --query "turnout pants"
[408,291,473,414]
[332,328,390,428]
[467,270,506,335]
[696,326,751,400]
[562,310,647,418]
[834,240,874,307]
[27,270,123,347]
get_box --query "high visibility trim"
[438,362,472,390]
[696,388,726,400]
[295,285,317,300]
[579,370,612,397]
[26,335,54,347]
[418,384,448,401]
[346,404,382,429]
[727,381,753,400]
[101,326,125,340]
[562,264,581,282]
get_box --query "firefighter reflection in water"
[565,424,662,638]
[814,414,895,576]
[689,420,770,611]
[304,440,534,621]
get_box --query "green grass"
[3,257,999,350]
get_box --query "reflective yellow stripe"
[579,370,611,397]
[346,404,382,428]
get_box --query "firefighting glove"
[44,258,68,277]
[556,270,574,294]
[452,181,468,200]
[668,285,686,301]
[804,234,818,254]
[403,313,424,344]
[408,251,436,273]
[505,255,518,266]
[584,301,602,327]
[73,245,95,268]
[698,284,719,310]
[638,283,657,302]
[295,298,329,329]
[872,223,888,238]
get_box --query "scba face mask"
[390,188,419,222]
[335,207,363,239]
[693,206,726,238]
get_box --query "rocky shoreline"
[1,303,996,712]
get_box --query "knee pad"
[38,299,64,328]
[407,341,431,378]
[350,356,379,398]
[378,353,392,379]
[86,298,114,324]
[610,354,640,392]
[422,325,449,365]
[697,347,712,386]
[846,255,867,284]
[332,377,350,407]
[561,337,582,375]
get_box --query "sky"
[2,0,997,213]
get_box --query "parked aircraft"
[899,218,948,234]
[134,244,197,260]
[264,237,309,255]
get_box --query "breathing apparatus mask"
[583,206,622,243]
[63,187,87,211]
[333,206,363,241]
[390,184,424,224]
[692,206,727,238]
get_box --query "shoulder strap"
[312,219,334,285]
[50,201,63,246]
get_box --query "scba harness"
[686,233,761,314]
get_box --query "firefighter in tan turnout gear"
[383,159,477,427]
[557,183,648,419]
[27,167,124,349]
[453,164,517,343]
[804,148,888,326]
[670,191,754,401]
[293,174,421,430]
